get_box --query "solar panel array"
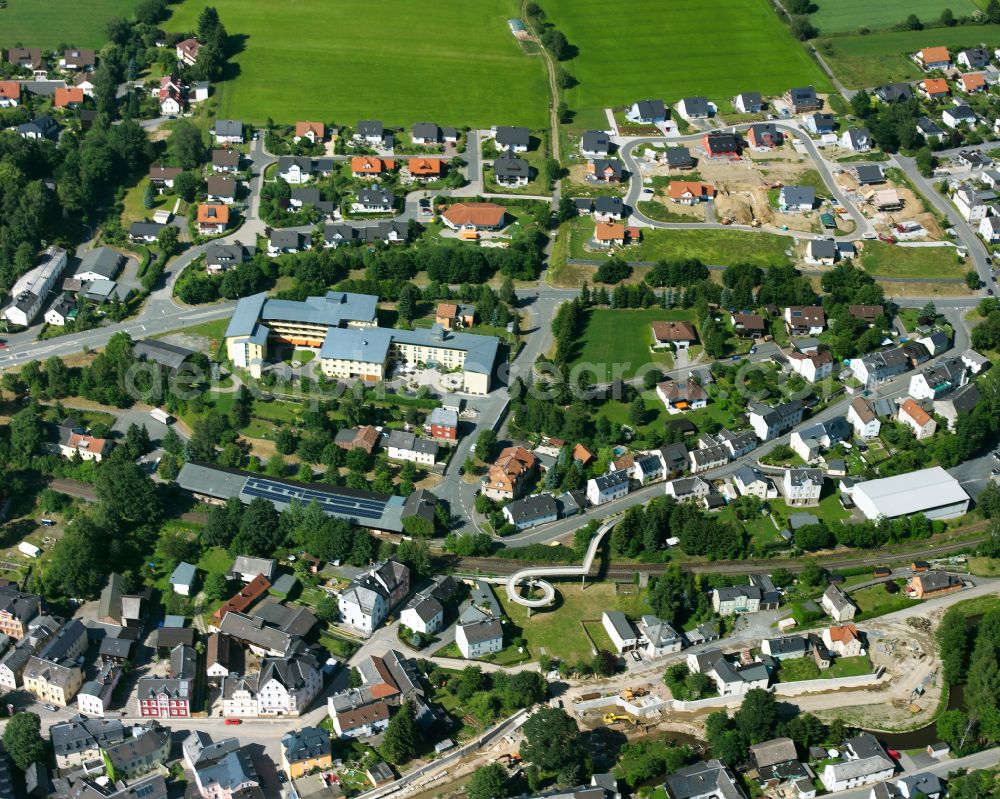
[241,476,387,521]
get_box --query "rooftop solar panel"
[241,477,388,521]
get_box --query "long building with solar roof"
[224,290,499,394]
[176,462,435,532]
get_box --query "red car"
[224,718,242,725]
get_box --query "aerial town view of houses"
[7,0,1000,798]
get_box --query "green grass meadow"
[810,0,978,35]
[816,26,1000,88]
[0,0,138,49]
[167,0,549,126]
[859,242,967,280]
[570,308,693,380]
[545,0,831,128]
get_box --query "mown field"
[815,25,1000,88]
[859,242,968,280]
[0,0,138,48]
[544,0,831,129]
[167,0,549,127]
[810,0,978,35]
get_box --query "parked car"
[224,718,242,725]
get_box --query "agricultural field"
[167,0,549,127]
[815,26,1000,88]
[0,0,138,49]
[809,0,978,35]
[544,0,831,129]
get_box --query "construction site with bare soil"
[639,140,856,235]
[832,167,945,242]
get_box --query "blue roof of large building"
[262,291,378,328]
[319,326,394,363]
[225,291,378,340]
[391,324,501,375]
[224,292,267,338]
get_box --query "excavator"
[603,713,637,725]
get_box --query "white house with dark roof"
[586,470,629,506]
[782,468,823,506]
[733,92,764,113]
[602,611,638,653]
[494,126,530,152]
[821,583,857,622]
[848,397,882,439]
[456,617,503,658]
[502,494,559,530]
[399,594,444,636]
[626,99,667,124]
[386,430,439,465]
[338,560,410,635]
[211,119,244,144]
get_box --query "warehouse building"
[848,466,970,521]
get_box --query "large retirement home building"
[225,291,500,394]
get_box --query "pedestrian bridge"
[504,519,615,608]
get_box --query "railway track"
[451,524,989,579]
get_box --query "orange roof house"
[442,202,506,230]
[196,203,230,231]
[408,157,442,178]
[917,47,951,67]
[827,623,859,645]
[595,222,626,244]
[919,78,950,98]
[573,443,595,466]
[668,181,714,204]
[960,73,986,92]
[54,87,84,108]
[351,156,394,177]
[0,82,21,104]
[484,446,537,499]
[295,121,325,142]
[898,398,936,439]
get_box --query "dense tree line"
[611,496,748,561]
[936,606,1000,754]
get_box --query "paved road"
[893,151,992,288]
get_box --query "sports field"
[1,0,137,49]
[810,0,978,35]
[544,0,831,129]
[816,25,1000,88]
[167,0,549,127]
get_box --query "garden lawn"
[0,0,138,48]
[544,0,830,129]
[860,242,967,280]
[569,308,692,381]
[568,219,792,268]
[497,583,634,664]
[827,654,873,678]
[166,0,548,126]
[777,657,821,682]
[815,26,1000,88]
[852,584,915,619]
[810,0,977,34]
